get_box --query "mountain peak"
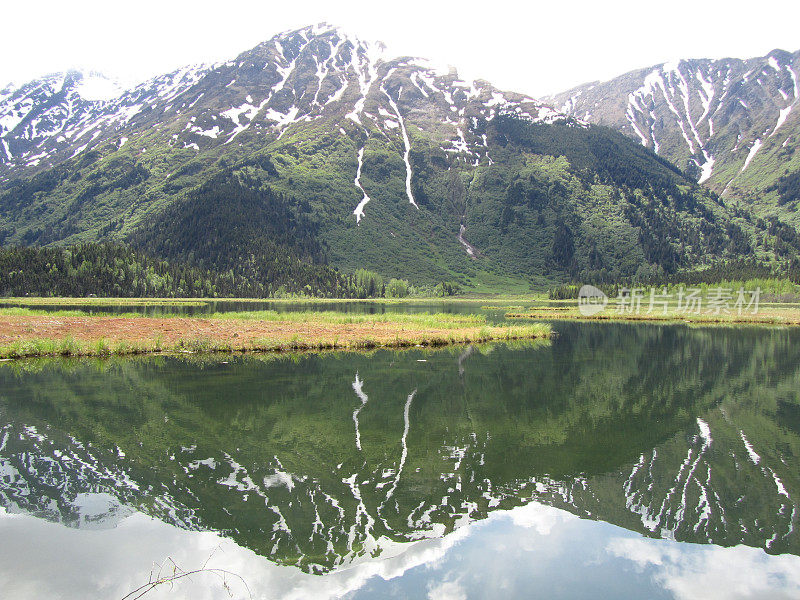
[277,22,382,45]
[70,70,123,101]
[0,22,576,180]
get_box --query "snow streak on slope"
[382,389,416,507]
[345,38,382,125]
[741,139,762,172]
[627,62,715,179]
[740,431,761,465]
[384,86,419,209]
[458,224,477,257]
[226,35,311,143]
[353,147,372,224]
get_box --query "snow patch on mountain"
[741,139,762,172]
[698,156,715,184]
[344,36,384,126]
[353,147,372,224]
[383,86,419,209]
[772,106,793,136]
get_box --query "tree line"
[549,258,800,299]
[0,244,463,299]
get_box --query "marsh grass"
[507,306,800,326]
[0,322,551,359]
[0,337,553,374]
[0,307,492,326]
[94,338,111,356]
[0,308,551,359]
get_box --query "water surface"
[0,299,510,318]
[1,322,798,598]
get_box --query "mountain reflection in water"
[0,322,798,598]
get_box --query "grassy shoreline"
[506,304,800,326]
[0,294,557,307]
[0,311,551,359]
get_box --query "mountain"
[0,69,126,168]
[545,49,800,227]
[1,24,797,289]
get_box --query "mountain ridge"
[545,48,800,227]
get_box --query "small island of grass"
[0,309,552,359]
[506,303,800,325]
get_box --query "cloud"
[0,508,480,600]
[607,537,800,600]
[428,579,467,600]
[506,501,575,535]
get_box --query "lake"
[1,321,798,599]
[0,299,513,318]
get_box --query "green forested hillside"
[462,118,791,282]
[2,114,795,292]
[126,169,353,297]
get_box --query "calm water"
[0,299,513,318]
[1,322,799,599]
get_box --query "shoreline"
[506,308,800,326]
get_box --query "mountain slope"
[1,24,797,288]
[546,49,800,226]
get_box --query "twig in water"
[119,551,252,600]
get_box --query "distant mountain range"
[546,49,800,226]
[1,24,797,288]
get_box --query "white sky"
[3,0,799,97]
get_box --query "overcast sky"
[4,0,800,97]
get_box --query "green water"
[0,322,798,598]
[0,298,512,318]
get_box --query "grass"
[0,307,99,317]
[0,338,553,376]
[0,307,502,324]
[506,300,800,326]
[0,310,552,359]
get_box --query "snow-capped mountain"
[0,70,124,166]
[546,49,800,219]
[0,23,564,182]
[0,24,795,285]
[0,65,207,175]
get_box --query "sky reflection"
[3,501,799,600]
